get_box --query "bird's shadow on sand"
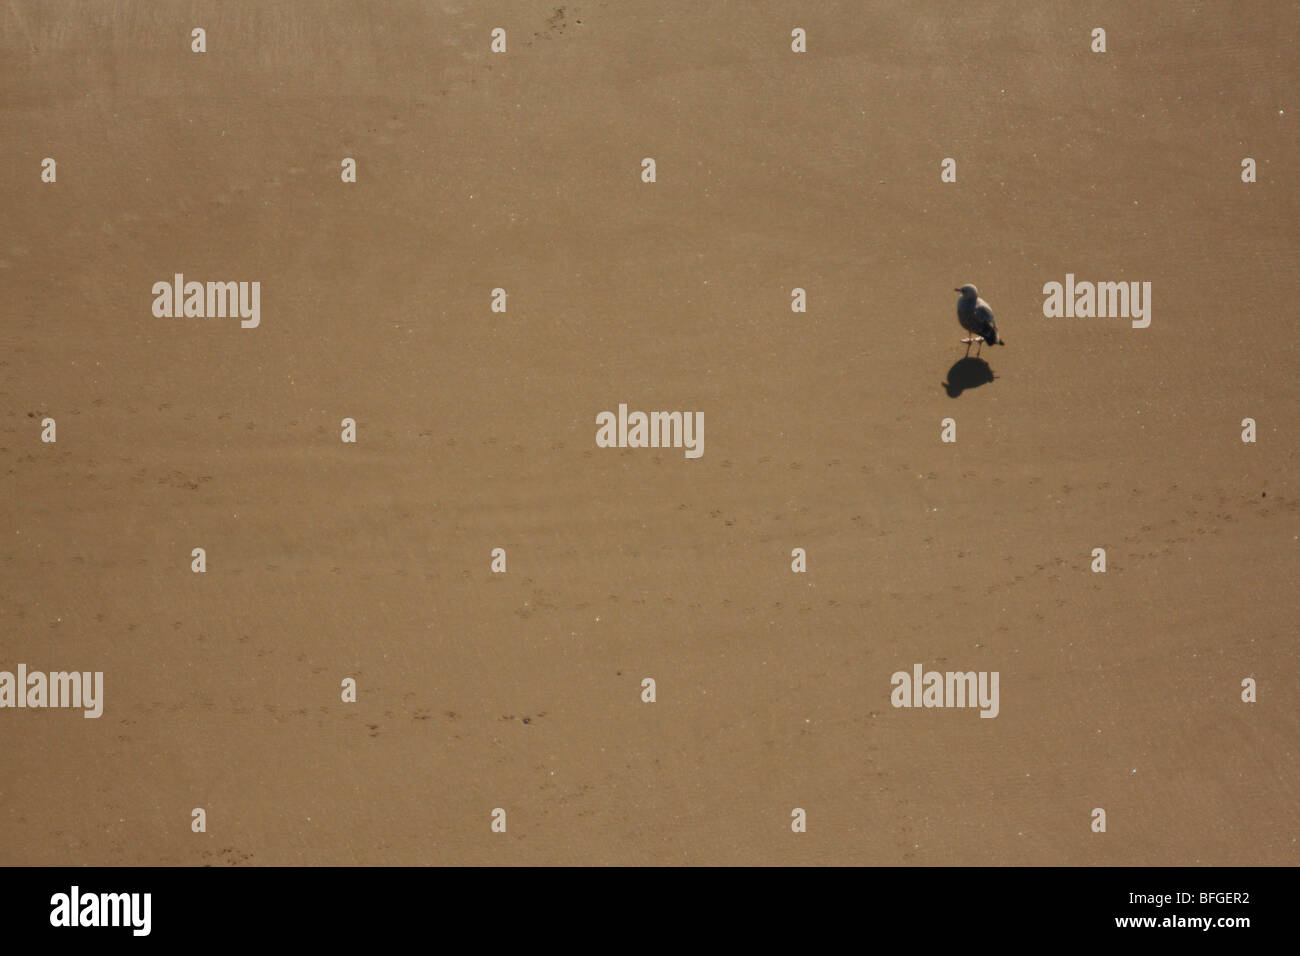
[943,356,996,397]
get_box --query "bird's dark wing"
[973,303,997,336]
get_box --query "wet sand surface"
[1,1,1296,865]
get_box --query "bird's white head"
[955,284,979,298]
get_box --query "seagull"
[955,284,1003,356]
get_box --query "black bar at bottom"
[0,865,1281,943]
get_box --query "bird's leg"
[975,337,983,357]
[964,339,972,356]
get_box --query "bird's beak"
[953,288,961,292]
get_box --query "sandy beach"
[1,0,1296,865]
